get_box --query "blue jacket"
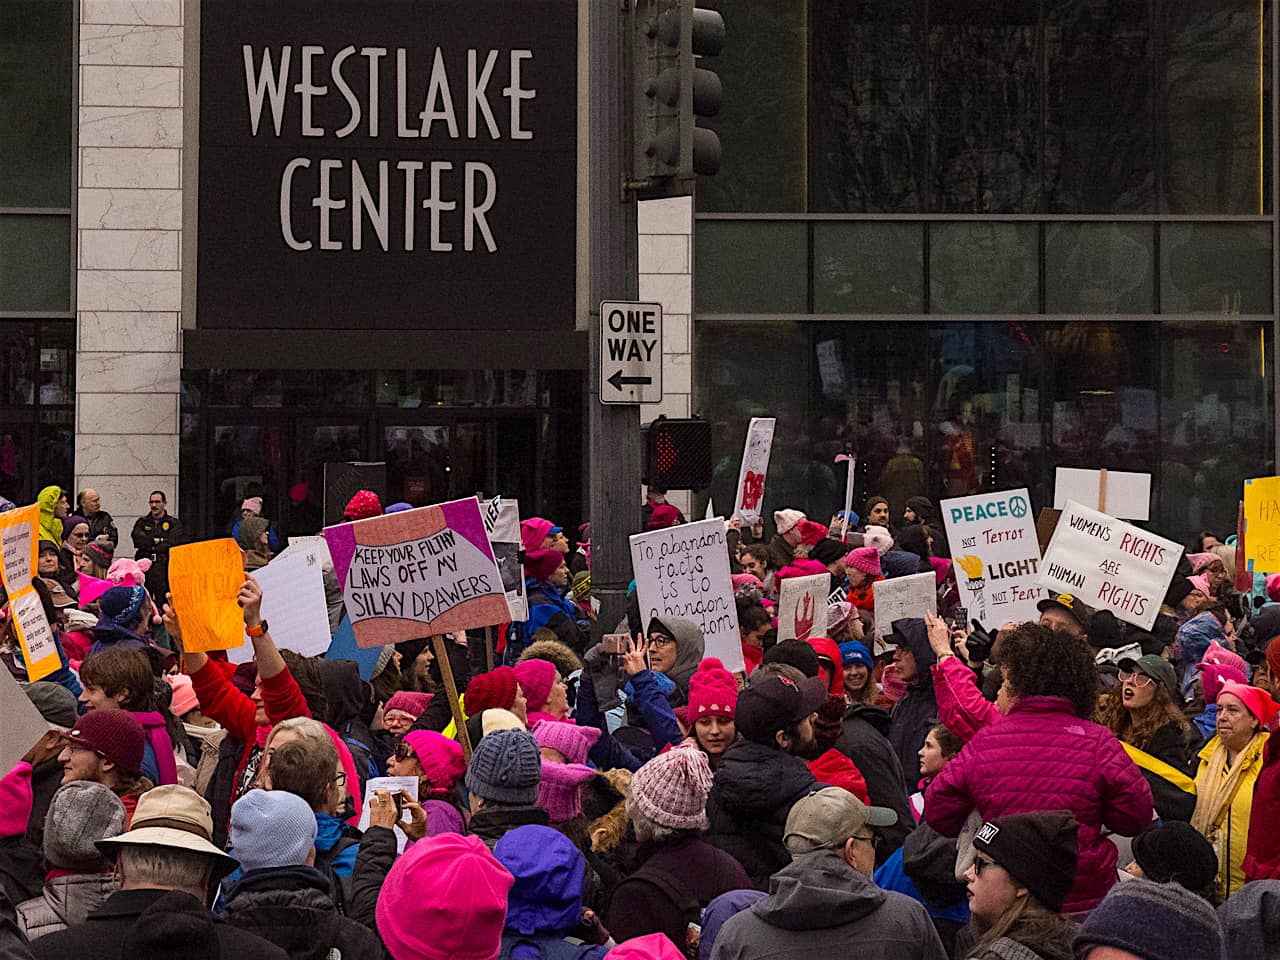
[494,825,584,935]
[315,812,359,878]
[874,847,969,925]
[575,668,682,772]
[1194,703,1219,742]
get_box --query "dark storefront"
[694,0,1278,545]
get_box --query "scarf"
[1191,732,1267,837]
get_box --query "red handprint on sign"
[741,471,765,511]
[795,594,815,640]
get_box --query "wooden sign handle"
[484,625,495,672]
[432,634,472,761]
[1098,468,1108,514]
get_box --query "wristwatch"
[245,620,269,638]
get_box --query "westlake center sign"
[198,0,576,330]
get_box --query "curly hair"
[1096,686,1189,751]
[998,623,1099,719]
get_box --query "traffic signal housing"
[644,416,713,490]
[631,0,725,198]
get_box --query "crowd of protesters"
[2,481,1280,960]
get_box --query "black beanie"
[762,640,820,678]
[1165,576,1193,607]
[808,538,846,566]
[973,811,1079,912]
[1131,821,1218,893]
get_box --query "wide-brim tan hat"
[95,784,239,877]
[97,826,239,877]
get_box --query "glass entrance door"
[381,420,501,506]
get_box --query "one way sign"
[599,300,663,405]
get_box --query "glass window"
[1160,222,1273,314]
[929,222,1039,313]
[208,370,284,407]
[384,425,451,505]
[1044,223,1155,313]
[813,222,924,313]
[37,323,74,406]
[212,423,285,529]
[696,0,807,212]
[809,0,927,213]
[35,408,72,491]
[694,221,808,313]
[0,323,35,406]
[0,0,72,207]
[0,216,71,312]
[284,370,370,409]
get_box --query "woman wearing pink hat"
[1192,679,1278,898]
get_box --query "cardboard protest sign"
[324,497,510,648]
[0,503,39,594]
[169,539,247,653]
[10,586,61,682]
[357,776,419,853]
[482,496,528,622]
[733,418,775,524]
[1054,468,1150,521]
[834,454,857,541]
[1244,476,1280,573]
[942,488,1042,628]
[0,669,50,773]
[630,517,743,672]
[777,573,828,642]
[325,615,384,680]
[1039,500,1180,630]
[228,545,332,665]
[873,572,937,652]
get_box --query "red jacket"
[924,695,1153,913]
[1245,734,1280,881]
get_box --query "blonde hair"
[1209,544,1236,584]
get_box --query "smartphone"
[948,607,969,632]
[601,633,629,656]
[392,791,406,816]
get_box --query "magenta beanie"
[513,659,558,713]
[845,547,882,578]
[403,730,467,796]
[532,719,600,766]
[524,549,564,583]
[0,762,33,840]
[376,832,513,960]
[385,691,433,721]
[520,518,555,553]
[609,934,687,960]
[1201,662,1247,704]
[536,760,596,823]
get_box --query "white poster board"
[733,418,776,524]
[1039,499,1180,630]
[0,669,51,773]
[483,496,529,622]
[630,517,743,672]
[941,488,1043,628]
[356,776,420,853]
[229,545,333,664]
[777,573,828,642]
[1054,468,1151,521]
[873,572,937,653]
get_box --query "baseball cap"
[38,577,75,609]
[1037,592,1096,630]
[735,674,828,745]
[1117,655,1178,699]
[98,784,239,877]
[784,786,897,856]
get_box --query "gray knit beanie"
[1075,879,1222,960]
[230,789,317,871]
[44,781,127,871]
[465,729,541,805]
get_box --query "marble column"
[75,0,184,524]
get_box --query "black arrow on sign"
[608,370,653,390]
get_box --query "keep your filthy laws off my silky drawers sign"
[198,0,576,330]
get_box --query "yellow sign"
[168,539,247,653]
[0,504,40,594]
[1244,476,1280,573]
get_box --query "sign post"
[599,300,663,404]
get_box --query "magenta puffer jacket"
[924,695,1153,913]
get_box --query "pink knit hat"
[241,497,263,515]
[731,573,763,593]
[513,659,558,713]
[774,559,830,583]
[929,556,951,587]
[520,517,556,553]
[1267,574,1280,603]
[798,520,829,547]
[531,719,600,765]
[1188,574,1211,595]
[1187,552,1217,573]
[0,762,32,840]
[384,691,433,721]
[861,525,893,556]
[1217,680,1280,727]
[376,832,513,960]
[686,658,737,722]
[536,760,596,823]
[1198,641,1249,680]
[630,745,713,831]
[403,730,467,796]
[1200,662,1247,704]
[845,547,882,578]
[609,934,687,960]
[165,673,199,717]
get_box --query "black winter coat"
[222,865,382,960]
[0,838,42,925]
[836,706,913,862]
[705,741,816,890]
[346,825,397,932]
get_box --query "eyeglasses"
[1117,671,1155,687]
[331,771,347,788]
[973,855,1000,876]
[850,834,875,845]
[649,634,676,647]
[393,743,417,763]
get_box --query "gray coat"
[15,875,117,941]
[709,848,946,960]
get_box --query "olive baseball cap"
[784,786,897,856]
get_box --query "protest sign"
[357,776,420,853]
[0,503,38,593]
[482,496,528,622]
[10,586,61,681]
[777,573,828,642]
[324,497,510,648]
[834,454,857,541]
[228,546,332,664]
[0,669,50,774]
[733,418,776,524]
[873,573,937,653]
[169,539,246,653]
[1039,499,1180,630]
[630,517,743,672]
[1054,468,1150,521]
[325,615,385,679]
[942,488,1042,628]
[1244,476,1280,573]
[1235,501,1251,590]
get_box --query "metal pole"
[588,0,641,641]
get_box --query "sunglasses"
[393,743,417,763]
[1117,671,1155,687]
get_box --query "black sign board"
[198,0,577,331]
[323,461,387,526]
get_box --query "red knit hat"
[344,490,382,520]
[525,549,565,583]
[808,747,870,804]
[686,658,738,722]
[466,666,520,714]
[513,659,557,713]
[61,710,145,776]
[798,520,829,547]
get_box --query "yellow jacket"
[37,485,63,545]
[1195,732,1269,899]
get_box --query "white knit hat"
[862,525,894,556]
[631,745,713,831]
[774,509,806,535]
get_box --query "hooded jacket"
[652,616,706,705]
[924,695,1153,913]
[705,741,816,890]
[887,619,938,787]
[317,659,382,785]
[833,705,913,862]
[1218,878,1280,959]
[16,873,117,940]
[37,487,63,545]
[523,581,586,658]
[222,865,381,960]
[709,848,946,960]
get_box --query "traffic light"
[631,0,725,198]
[644,417,713,490]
